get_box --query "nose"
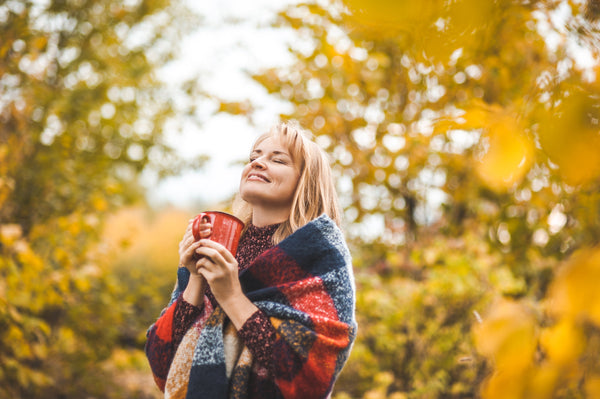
[251,157,266,169]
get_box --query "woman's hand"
[195,239,259,329]
[178,218,211,306]
[178,218,211,275]
[194,239,241,302]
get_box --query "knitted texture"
[146,215,357,398]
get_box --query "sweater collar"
[245,222,280,239]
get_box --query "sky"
[145,0,598,214]
[144,0,301,210]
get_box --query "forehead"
[252,136,290,154]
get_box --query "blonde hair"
[234,121,342,244]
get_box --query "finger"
[181,241,202,263]
[180,235,195,253]
[197,265,217,281]
[198,239,236,263]
[195,246,229,268]
[181,227,194,245]
[195,256,213,270]
[198,224,212,239]
[195,245,219,261]
[196,257,223,279]
[180,231,191,244]
[185,233,196,246]
[184,219,194,234]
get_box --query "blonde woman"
[146,122,356,398]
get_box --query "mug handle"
[192,212,213,241]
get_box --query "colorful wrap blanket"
[146,214,357,398]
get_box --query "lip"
[247,172,270,182]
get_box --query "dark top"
[172,223,280,369]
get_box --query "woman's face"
[239,136,300,212]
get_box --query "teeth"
[249,174,268,182]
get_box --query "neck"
[251,206,289,227]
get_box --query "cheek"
[239,165,251,183]
[239,169,249,193]
[285,174,300,197]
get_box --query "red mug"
[192,211,244,256]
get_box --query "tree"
[0,0,201,397]
[244,0,600,397]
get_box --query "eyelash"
[249,157,286,164]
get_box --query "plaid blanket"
[146,215,357,398]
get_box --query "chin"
[239,190,261,204]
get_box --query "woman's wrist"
[219,293,259,330]
[182,274,206,307]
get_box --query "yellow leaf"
[480,367,529,399]
[32,36,48,51]
[342,0,440,31]
[585,375,600,398]
[218,100,253,116]
[448,0,496,31]
[473,298,537,370]
[547,248,600,326]
[459,103,493,128]
[92,195,108,212]
[475,111,534,191]
[537,86,600,186]
[539,319,585,366]
[7,326,32,358]
[57,327,77,354]
[526,364,559,399]
[343,0,498,60]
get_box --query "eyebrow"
[250,149,292,158]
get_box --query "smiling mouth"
[248,173,270,182]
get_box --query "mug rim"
[198,210,244,225]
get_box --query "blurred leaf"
[546,248,600,326]
[217,100,254,116]
[0,0,199,397]
[539,319,585,366]
[473,298,537,370]
[342,0,440,31]
[536,85,600,186]
[252,1,600,397]
[475,111,534,192]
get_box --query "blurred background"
[1,0,600,398]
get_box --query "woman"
[145,122,357,398]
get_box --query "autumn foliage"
[0,0,196,397]
[2,0,600,398]
[250,0,600,397]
